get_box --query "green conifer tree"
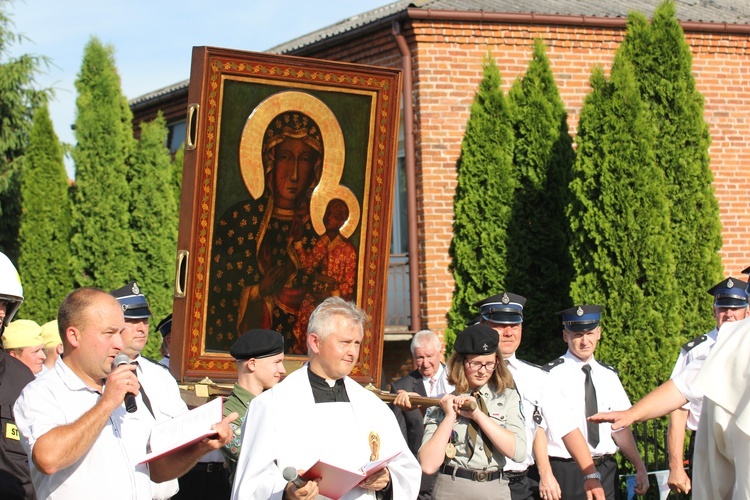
[70,37,136,289]
[568,53,682,404]
[0,0,50,259]
[446,55,515,350]
[17,104,73,321]
[506,39,575,363]
[130,113,178,360]
[621,1,722,339]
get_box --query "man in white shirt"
[110,281,231,500]
[474,292,556,500]
[231,297,421,499]
[544,305,647,500]
[666,276,747,494]
[390,329,454,499]
[14,287,235,499]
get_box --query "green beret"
[230,329,284,360]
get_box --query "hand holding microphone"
[283,466,319,499]
[113,353,138,413]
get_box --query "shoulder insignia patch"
[681,335,708,353]
[541,358,565,372]
[597,360,619,374]
[518,358,542,370]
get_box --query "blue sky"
[7,0,392,177]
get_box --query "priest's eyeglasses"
[464,360,498,371]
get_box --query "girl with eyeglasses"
[419,324,527,499]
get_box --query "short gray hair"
[307,297,367,342]
[410,329,441,356]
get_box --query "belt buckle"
[206,463,221,473]
[474,471,488,482]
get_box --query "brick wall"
[299,18,750,343]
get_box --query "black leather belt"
[191,462,225,473]
[550,455,612,466]
[439,464,501,482]
[591,455,612,466]
[503,468,528,484]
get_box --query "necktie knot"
[582,364,591,374]
[428,377,436,396]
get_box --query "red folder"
[299,451,401,499]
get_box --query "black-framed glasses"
[464,360,498,371]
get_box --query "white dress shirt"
[421,363,453,397]
[14,358,153,499]
[544,352,631,459]
[670,328,717,430]
[504,354,548,471]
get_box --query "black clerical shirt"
[308,366,349,403]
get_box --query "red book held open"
[299,451,401,499]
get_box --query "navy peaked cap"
[110,281,152,319]
[708,277,748,309]
[558,304,602,332]
[473,292,526,325]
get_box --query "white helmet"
[0,252,23,326]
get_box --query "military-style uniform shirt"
[222,383,255,482]
[422,384,527,471]
[669,328,717,431]
[134,355,188,499]
[544,352,631,459]
[504,354,547,472]
[0,350,35,500]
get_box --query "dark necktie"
[467,390,493,461]
[134,361,154,417]
[582,364,599,447]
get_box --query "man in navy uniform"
[543,305,648,500]
[667,276,748,494]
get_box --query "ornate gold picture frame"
[172,47,402,386]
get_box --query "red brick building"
[131,0,750,383]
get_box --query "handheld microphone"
[282,466,306,488]
[114,353,137,413]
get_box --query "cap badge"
[482,343,488,351]
[727,278,734,289]
[502,293,510,304]
[576,306,584,316]
[132,282,140,294]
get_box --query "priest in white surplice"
[231,297,421,500]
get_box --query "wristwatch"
[583,471,602,481]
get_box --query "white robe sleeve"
[230,389,287,500]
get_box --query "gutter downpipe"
[392,20,421,333]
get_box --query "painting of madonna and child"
[174,50,401,383]
[207,98,361,355]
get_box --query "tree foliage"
[568,53,682,403]
[130,113,178,360]
[446,55,515,351]
[17,104,72,321]
[70,37,136,290]
[506,39,575,363]
[0,0,50,259]
[621,1,723,339]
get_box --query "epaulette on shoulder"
[597,360,619,374]
[541,358,565,372]
[518,358,542,370]
[681,335,709,354]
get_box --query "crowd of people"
[1,246,748,499]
